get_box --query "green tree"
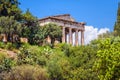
[35,23,62,45]
[114,3,120,36]
[68,46,98,80]
[0,0,22,20]
[21,9,39,44]
[93,37,120,80]
[22,9,36,22]
[0,16,21,42]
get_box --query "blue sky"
[19,0,119,31]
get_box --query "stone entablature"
[39,14,85,46]
[39,17,85,31]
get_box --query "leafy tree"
[93,37,120,80]
[0,0,22,20]
[114,3,120,36]
[35,23,62,45]
[0,16,21,42]
[22,9,36,22]
[67,45,99,80]
[21,9,39,44]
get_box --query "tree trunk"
[3,34,7,43]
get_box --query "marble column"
[62,27,65,43]
[75,29,78,46]
[69,28,72,44]
[81,30,84,45]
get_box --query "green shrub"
[60,43,72,57]
[1,65,49,80]
[0,58,16,72]
[5,42,13,50]
[17,44,48,66]
[93,37,120,80]
[20,43,31,49]
[0,41,5,48]
[0,53,6,63]
[0,42,20,50]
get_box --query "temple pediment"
[51,14,75,21]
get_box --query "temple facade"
[39,14,85,46]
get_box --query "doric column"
[81,30,84,45]
[75,29,78,46]
[62,27,65,43]
[69,28,72,44]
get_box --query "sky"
[19,0,120,44]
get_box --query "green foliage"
[57,57,72,80]
[0,16,21,42]
[35,23,62,45]
[0,53,6,63]
[0,41,5,48]
[93,37,120,80]
[0,41,20,50]
[0,0,22,20]
[17,43,49,66]
[1,64,49,80]
[47,51,65,80]
[5,42,14,50]
[67,46,98,80]
[0,58,16,72]
[54,43,72,57]
[17,43,37,65]
[22,9,36,22]
[20,9,39,44]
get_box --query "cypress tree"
[114,2,120,36]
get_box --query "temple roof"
[51,14,75,21]
[39,14,85,25]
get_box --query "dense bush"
[0,41,20,50]
[93,37,120,80]
[1,65,49,80]
[17,43,50,66]
[0,42,5,48]
[5,42,14,50]
[0,58,16,73]
[0,53,6,63]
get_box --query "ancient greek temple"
[39,14,85,46]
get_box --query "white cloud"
[84,26,110,44]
